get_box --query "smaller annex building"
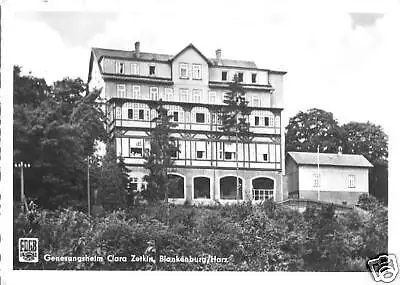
[285,151,373,205]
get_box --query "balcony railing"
[252,188,274,201]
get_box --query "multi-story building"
[88,42,286,204]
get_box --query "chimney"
[216,49,222,64]
[135,41,140,58]
[338,146,343,155]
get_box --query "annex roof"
[287,151,373,168]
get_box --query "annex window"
[179,63,189,79]
[139,110,144,120]
[193,90,201,103]
[196,113,205,123]
[116,62,124,74]
[224,152,236,160]
[255,116,260,126]
[263,153,268,161]
[179,89,189,102]
[133,85,141,99]
[149,65,156,76]
[251,73,257,83]
[128,109,133,119]
[117,84,126,98]
[224,143,236,160]
[209,91,216,104]
[348,175,356,188]
[131,63,139,75]
[222,71,228,81]
[192,64,202,79]
[313,173,321,188]
[150,87,159,100]
[237,72,244,82]
[165,88,174,101]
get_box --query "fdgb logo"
[19,238,38,263]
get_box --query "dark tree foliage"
[97,145,131,211]
[13,66,106,209]
[219,74,251,200]
[285,108,346,153]
[143,101,179,202]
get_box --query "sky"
[5,0,400,131]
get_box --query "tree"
[343,122,388,203]
[219,74,251,200]
[285,108,346,153]
[97,145,130,211]
[143,101,179,202]
[13,67,106,208]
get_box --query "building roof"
[91,45,262,69]
[287,151,373,168]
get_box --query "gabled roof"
[90,44,264,70]
[91,47,172,62]
[287,152,373,168]
[170,43,212,65]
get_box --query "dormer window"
[116,62,124,74]
[222,71,227,81]
[179,63,189,79]
[252,73,257,83]
[149,65,156,76]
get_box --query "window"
[264,117,269,126]
[179,63,189,79]
[313,173,321,187]
[224,152,235,160]
[193,90,201,103]
[150,87,158,100]
[116,62,124,74]
[265,116,274,127]
[130,147,142,157]
[253,96,261,107]
[133,86,141,99]
[139,110,144,120]
[128,109,133,119]
[149,65,156,75]
[237,72,243,82]
[222,71,227,81]
[131,63,139,75]
[165,88,174,101]
[117,84,126,98]
[196,141,206,159]
[263,154,268,161]
[196,151,205,159]
[209,91,216,104]
[252,73,257,83]
[192,64,202,79]
[348,175,355,188]
[173,111,179,122]
[130,139,143,157]
[179,89,189,102]
[255,116,260,126]
[196,113,205,123]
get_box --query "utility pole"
[87,156,91,219]
[14,161,31,211]
[317,145,320,201]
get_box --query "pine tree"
[219,74,251,200]
[143,101,179,202]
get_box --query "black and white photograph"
[1,0,399,284]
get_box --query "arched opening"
[220,176,243,200]
[252,177,274,201]
[167,174,184,199]
[194,177,210,199]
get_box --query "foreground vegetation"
[14,195,387,271]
